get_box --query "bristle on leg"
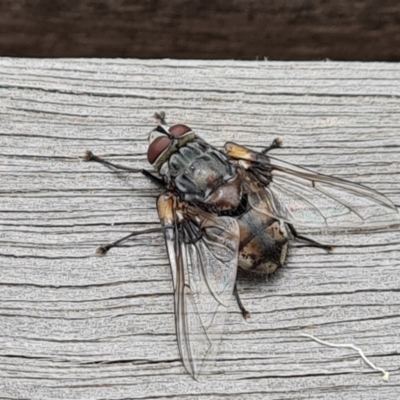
[84,150,95,162]
[96,246,109,256]
[154,111,167,125]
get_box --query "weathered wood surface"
[1,59,400,399]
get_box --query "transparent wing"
[157,194,239,379]
[246,154,399,229]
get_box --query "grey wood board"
[0,58,400,399]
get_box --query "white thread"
[300,333,389,382]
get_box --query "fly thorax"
[162,141,236,203]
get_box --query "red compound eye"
[147,125,192,165]
[147,136,171,164]
[169,124,191,138]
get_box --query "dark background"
[1,0,400,60]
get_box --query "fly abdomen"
[237,207,289,275]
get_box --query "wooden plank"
[0,1,400,60]
[0,58,399,399]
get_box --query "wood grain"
[1,0,400,60]
[0,58,400,399]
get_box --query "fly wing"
[225,142,399,229]
[258,156,398,228]
[157,193,239,379]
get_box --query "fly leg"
[234,283,251,320]
[84,151,165,255]
[288,224,333,252]
[261,138,283,155]
[96,227,162,256]
[84,150,166,188]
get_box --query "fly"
[84,111,399,379]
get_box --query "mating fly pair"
[84,112,398,379]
